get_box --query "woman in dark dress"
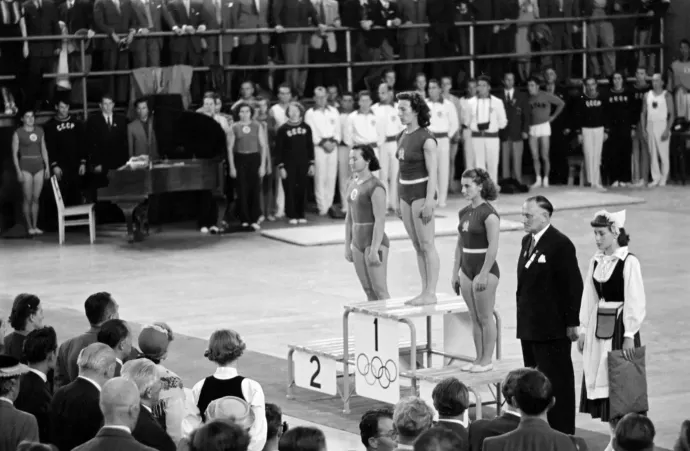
[578,209,646,451]
[4,293,44,360]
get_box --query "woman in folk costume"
[577,209,646,451]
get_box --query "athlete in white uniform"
[373,82,404,211]
[668,40,690,122]
[641,74,674,187]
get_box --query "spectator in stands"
[0,355,39,450]
[55,292,118,389]
[192,329,267,451]
[279,427,326,451]
[97,319,133,377]
[131,0,173,69]
[73,377,153,451]
[393,397,435,449]
[121,359,176,451]
[463,75,507,183]
[15,326,57,442]
[12,109,50,237]
[468,368,530,451]
[414,73,427,98]
[431,377,469,448]
[199,0,234,99]
[232,81,260,113]
[499,72,529,183]
[305,86,341,217]
[425,0,458,82]
[668,40,690,128]
[603,72,634,187]
[634,0,668,75]
[539,0,579,80]
[308,0,340,92]
[641,73,673,187]
[574,76,607,188]
[527,76,565,188]
[397,0,427,89]
[189,420,250,451]
[515,0,538,82]
[414,428,465,451]
[23,0,59,110]
[57,0,95,105]
[263,403,286,451]
[482,369,578,451]
[234,0,270,90]
[358,0,400,91]
[138,323,187,444]
[4,293,44,360]
[426,79,459,207]
[676,420,690,451]
[50,343,117,451]
[631,67,651,187]
[584,0,615,78]
[360,408,397,451]
[336,91,355,214]
[166,0,205,97]
[374,81,404,211]
[613,413,655,451]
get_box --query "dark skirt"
[579,312,642,422]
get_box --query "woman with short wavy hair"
[191,329,267,451]
[451,168,500,373]
[4,293,43,361]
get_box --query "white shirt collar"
[0,397,13,405]
[29,368,47,383]
[594,246,629,263]
[142,404,152,413]
[116,358,123,366]
[78,375,102,392]
[397,445,414,450]
[213,366,239,380]
[532,223,550,245]
[438,418,468,427]
[505,88,514,94]
[103,425,132,433]
[504,410,521,418]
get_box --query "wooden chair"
[50,176,95,244]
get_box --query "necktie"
[107,116,112,127]
[145,0,154,28]
[528,235,536,255]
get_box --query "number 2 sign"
[293,351,337,396]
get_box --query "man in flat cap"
[0,355,39,451]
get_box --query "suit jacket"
[540,0,580,24]
[167,0,205,52]
[50,377,103,451]
[231,0,269,45]
[23,0,61,56]
[93,0,139,50]
[396,0,425,46]
[362,0,399,48]
[433,421,469,451]
[128,118,159,159]
[0,400,39,451]
[59,0,94,33]
[468,412,521,451]
[483,417,578,451]
[54,327,100,390]
[14,371,52,442]
[498,89,529,141]
[516,225,583,341]
[74,427,158,451]
[309,0,338,51]
[86,113,129,171]
[132,405,176,451]
[131,0,175,49]
[200,0,236,53]
[273,0,319,43]
[582,0,614,16]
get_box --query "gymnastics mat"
[489,189,646,215]
[261,218,523,246]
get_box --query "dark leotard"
[397,127,437,205]
[347,176,390,252]
[17,127,45,175]
[458,202,500,279]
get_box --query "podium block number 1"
[354,315,400,405]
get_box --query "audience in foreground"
[393,397,435,450]
[431,377,470,450]
[360,408,397,451]
[414,428,465,451]
[613,413,655,451]
[0,355,39,449]
[279,427,326,451]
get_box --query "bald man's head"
[100,377,141,429]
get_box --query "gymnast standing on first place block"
[345,145,390,301]
[396,91,440,306]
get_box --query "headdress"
[591,209,626,235]
[0,355,29,379]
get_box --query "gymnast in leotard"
[451,168,500,373]
[396,91,440,306]
[345,145,390,301]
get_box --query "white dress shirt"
[103,114,114,126]
[344,110,384,148]
[339,111,352,145]
[304,105,341,146]
[444,93,463,137]
[269,104,288,129]
[192,367,267,451]
[532,223,550,247]
[372,102,403,140]
[463,95,508,134]
[426,98,459,137]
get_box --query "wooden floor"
[1,185,688,449]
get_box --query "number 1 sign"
[293,351,337,396]
[353,315,400,404]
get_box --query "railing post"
[346,29,353,93]
[581,18,587,80]
[469,24,475,79]
[219,30,224,66]
[80,39,88,119]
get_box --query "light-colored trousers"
[674,89,690,120]
[647,121,670,184]
[462,129,474,169]
[436,137,450,206]
[314,145,339,214]
[275,173,285,217]
[379,141,399,210]
[582,127,604,186]
[631,126,649,183]
[472,137,500,183]
[338,144,351,213]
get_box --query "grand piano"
[98,99,227,242]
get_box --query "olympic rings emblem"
[356,353,398,389]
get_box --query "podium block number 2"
[354,315,400,405]
[294,351,337,396]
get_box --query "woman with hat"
[577,210,647,451]
[4,293,44,361]
[0,355,38,449]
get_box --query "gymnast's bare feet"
[405,292,437,306]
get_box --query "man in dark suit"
[415,428,466,451]
[23,0,61,109]
[97,319,133,377]
[359,0,400,91]
[393,397,435,448]
[14,326,58,442]
[74,377,157,451]
[58,0,95,105]
[50,343,117,451]
[131,0,175,68]
[539,0,580,80]
[0,355,39,451]
[122,359,176,451]
[93,0,138,104]
[359,408,397,451]
[431,377,469,451]
[468,369,530,451]
[166,0,205,100]
[231,0,270,89]
[200,0,235,98]
[396,0,426,89]
[517,195,583,435]
[499,72,529,182]
[54,292,119,390]
[483,369,578,451]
